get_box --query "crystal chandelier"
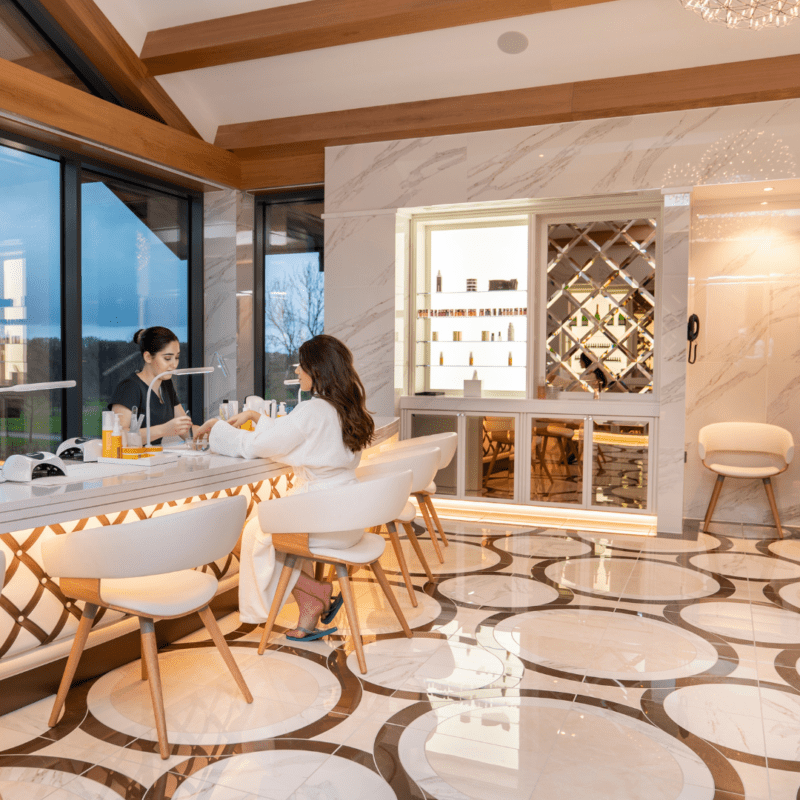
[680,0,800,29]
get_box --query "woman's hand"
[226,410,260,429]
[161,414,193,439]
[195,417,220,440]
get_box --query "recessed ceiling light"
[761,201,768,205]
[764,187,774,191]
[497,31,529,54]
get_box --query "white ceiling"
[95,0,800,143]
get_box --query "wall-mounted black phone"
[687,314,700,364]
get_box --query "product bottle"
[508,351,513,366]
[102,410,114,458]
[277,402,287,417]
[436,270,442,292]
[219,399,229,421]
[498,331,502,341]
[439,351,444,366]
[508,323,515,341]
[491,333,495,341]
[469,351,474,366]
[111,413,123,458]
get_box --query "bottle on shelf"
[595,304,601,323]
[508,351,513,366]
[469,351,474,366]
[439,351,444,366]
[508,322,514,341]
[436,270,442,292]
[491,333,495,341]
[498,331,502,341]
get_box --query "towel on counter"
[237,515,302,624]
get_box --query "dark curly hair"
[299,334,374,452]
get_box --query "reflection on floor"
[1,516,799,799]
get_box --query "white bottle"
[277,402,287,417]
[508,323,515,341]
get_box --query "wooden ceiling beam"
[0,56,240,189]
[141,0,618,75]
[34,0,202,138]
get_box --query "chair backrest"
[42,495,247,580]
[380,432,457,469]
[699,422,794,464]
[356,446,440,494]
[484,417,514,433]
[258,469,412,535]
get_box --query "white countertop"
[399,395,660,417]
[0,416,399,535]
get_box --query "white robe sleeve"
[209,407,309,460]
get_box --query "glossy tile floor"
[1,516,799,799]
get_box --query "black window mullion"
[60,159,82,439]
[253,202,265,398]
[188,195,205,418]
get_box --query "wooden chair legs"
[370,561,412,638]
[198,606,253,703]
[386,523,418,607]
[421,494,449,548]
[49,603,98,727]
[258,556,297,655]
[402,521,434,581]
[702,475,725,533]
[763,477,784,539]
[139,617,170,760]
[335,562,366,673]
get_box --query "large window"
[0,135,202,458]
[81,173,189,436]
[257,193,324,405]
[0,144,61,458]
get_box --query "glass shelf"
[417,290,527,296]
[424,364,526,368]
[417,339,527,344]
[417,312,528,318]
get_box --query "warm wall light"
[764,187,774,191]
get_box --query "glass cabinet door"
[590,419,650,509]
[529,417,584,505]
[409,413,458,495]
[465,415,516,500]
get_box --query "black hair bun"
[132,328,145,345]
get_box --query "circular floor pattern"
[348,636,506,694]
[778,582,800,611]
[544,558,720,601]
[681,600,800,645]
[87,647,341,745]
[0,769,123,800]
[575,532,720,554]
[690,552,800,581]
[399,697,714,800]
[172,750,396,800]
[493,535,591,559]
[768,539,800,562]
[422,519,534,538]
[438,574,559,608]
[493,608,718,680]
[379,537,501,576]
[664,684,800,762]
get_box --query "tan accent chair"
[698,422,794,538]
[42,496,253,759]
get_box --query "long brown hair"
[299,334,374,452]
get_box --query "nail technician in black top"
[109,326,193,445]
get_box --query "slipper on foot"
[321,593,344,625]
[286,626,338,642]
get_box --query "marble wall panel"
[685,194,800,525]
[237,193,255,402]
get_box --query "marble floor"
[1,515,799,799]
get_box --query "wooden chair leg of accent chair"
[141,642,148,681]
[258,556,297,655]
[702,475,725,533]
[539,436,552,481]
[139,617,170,760]
[49,603,98,727]
[198,606,253,703]
[762,478,784,540]
[314,562,326,582]
[370,560,412,638]
[334,563,367,674]
[423,494,449,547]
[388,522,418,607]
[403,521,434,582]
[417,498,444,564]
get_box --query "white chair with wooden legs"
[698,422,794,539]
[355,447,440,606]
[257,470,414,674]
[41,496,253,759]
[373,432,458,557]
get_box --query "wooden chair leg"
[539,435,552,481]
[423,494,449,547]
[763,478,784,540]
[139,617,170,760]
[403,521,434,581]
[258,556,296,655]
[198,606,253,703]
[388,522,418,607]
[314,562,326,582]
[141,640,148,682]
[702,475,725,533]
[416,496,444,564]
[370,560,412,638]
[49,603,98,727]
[334,563,366,674]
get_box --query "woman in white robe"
[195,334,375,640]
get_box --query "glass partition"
[591,420,650,509]
[81,172,189,436]
[0,144,61,458]
[465,415,515,500]
[530,417,584,504]
[409,413,458,495]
